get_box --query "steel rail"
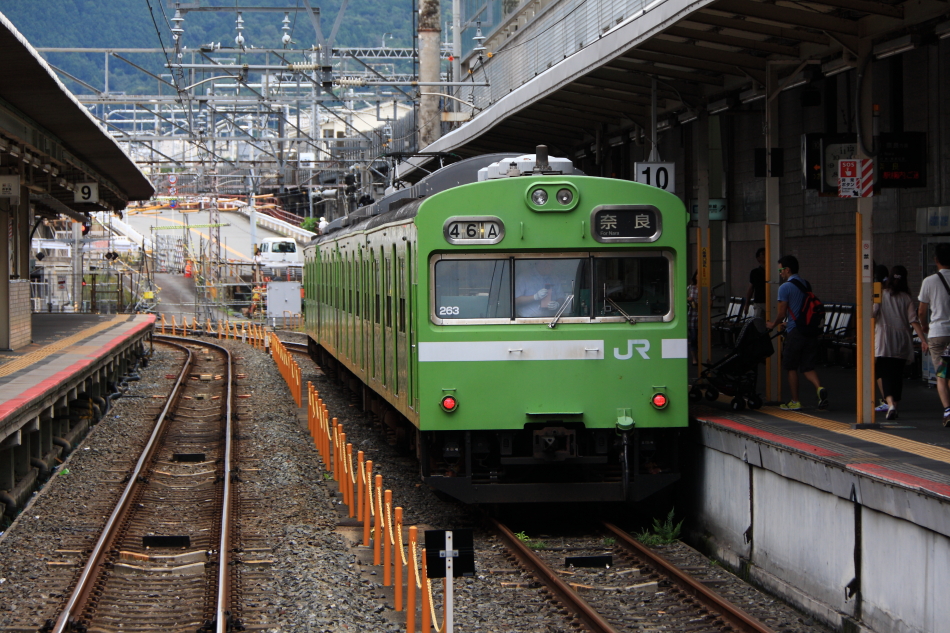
[490,519,620,633]
[602,522,776,633]
[52,339,195,633]
[214,336,235,633]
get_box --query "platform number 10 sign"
[74,182,99,203]
[634,163,676,194]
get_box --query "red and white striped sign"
[838,159,874,198]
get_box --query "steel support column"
[855,40,875,427]
[765,64,782,402]
[697,113,712,368]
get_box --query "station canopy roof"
[0,12,154,213]
[400,0,950,177]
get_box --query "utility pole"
[418,0,442,147]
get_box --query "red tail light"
[441,395,458,412]
[651,393,668,409]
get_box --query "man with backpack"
[917,243,950,426]
[766,255,829,411]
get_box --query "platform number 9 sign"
[74,182,99,203]
[634,163,675,194]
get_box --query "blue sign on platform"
[169,200,178,209]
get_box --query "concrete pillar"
[0,205,9,350]
[855,39,874,426]
[764,64,782,402]
[17,185,30,279]
[13,435,31,479]
[0,447,14,490]
[40,416,52,456]
[418,0,441,148]
[696,114,712,368]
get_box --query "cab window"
[434,259,511,319]
[593,256,669,317]
[514,258,589,319]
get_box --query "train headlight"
[556,188,573,205]
[530,188,548,205]
[651,393,669,410]
[441,395,459,412]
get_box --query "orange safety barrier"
[300,362,441,633]
[171,315,177,336]
[161,314,166,334]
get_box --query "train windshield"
[514,258,588,318]
[432,253,671,323]
[593,256,670,317]
[434,259,511,319]
[272,241,297,253]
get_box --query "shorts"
[782,327,820,373]
[928,336,950,379]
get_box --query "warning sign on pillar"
[861,240,872,283]
[838,159,874,198]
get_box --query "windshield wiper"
[606,297,638,324]
[548,294,575,329]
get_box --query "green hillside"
[1,0,419,94]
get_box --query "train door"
[397,250,408,398]
[384,250,393,391]
[356,249,363,373]
[345,253,352,361]
[373,248,382,384]
[406,242,416,412]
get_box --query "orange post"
[407,526,417,633]
[394,507,403,611]
[347,445,356,518]
[341,435,349,506]
[357,451,365,522]
[374,474,383,565]
[363,460,373,547]
[217,319,222,339]
[384,490,392,586]
[421,549,430,633]
[171,315,177,335]
[161,314,166,334]
[332,423,340,481]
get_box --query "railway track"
[48,336,235,633]
[491,519,775,633]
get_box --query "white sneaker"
[875,402,889,412]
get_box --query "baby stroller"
[690,317,775,411]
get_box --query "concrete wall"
[8,279,30,349]
[692,422,950,633]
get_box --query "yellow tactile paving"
[761,406,950,465]
[0,316,126,378]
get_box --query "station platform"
[0,313,154,518]
[688,362,950,633]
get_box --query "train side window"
[398,257,406,333]
[434,259,511,319]
[374,258,381,324]
[386,258,393,328]
[593,255,670,317]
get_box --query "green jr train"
[304,148,688,503]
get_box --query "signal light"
[81,221,91,236]
[651,393,668,409]
[81,280,87,287]
[440,395,458,412]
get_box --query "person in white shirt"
[917,243,950,426]
[514,259,564,318]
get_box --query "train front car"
[417,154,688,503]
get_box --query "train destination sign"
[590,205,662,243]
[443,216,505,245]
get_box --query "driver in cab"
[515,259,564,317]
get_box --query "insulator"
[336,78,366,87]
[287,63,320,71]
